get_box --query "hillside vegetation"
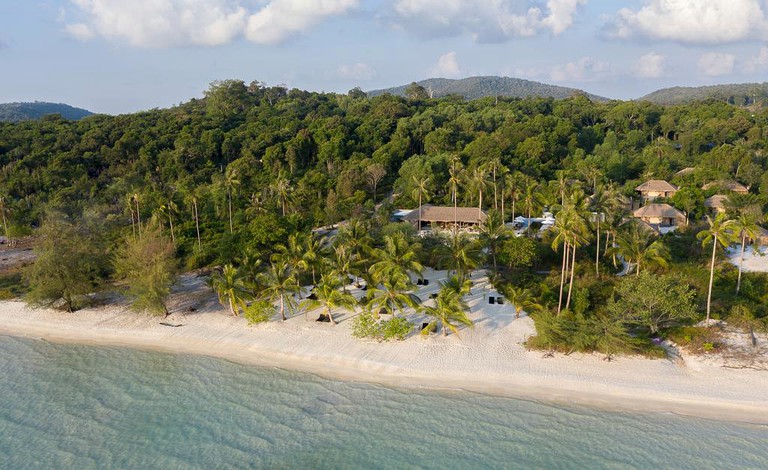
[369,76,607,102]
[640,82,768,106]
[0,102,93,122]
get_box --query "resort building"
[632,203,686,234]
[704,195,729,215]
[635,180,678,202]
[673,167,696,178]
[403,205,487,232]
[702,181,749,194]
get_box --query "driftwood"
[159,322,183,328]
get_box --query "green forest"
[2,79,767,356]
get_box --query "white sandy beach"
[1,269,767,425]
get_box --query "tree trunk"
[193,199,201,250]
[737,234,746,295]
[280,295,286,321]
[706,236,717,322]
[327,308,336,325]
[228,188,234,233]
[135,198,142,240]
[565,243,577,311]
[595,220,600,277]
[478,188,482,213]
[418,192,422,232]
[557,242,568,315]
[229,297,238,317]
[168,211,176,245]
[442,320,447,336]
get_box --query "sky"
[2,0,768,115]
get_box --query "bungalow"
[403,205,487,231]
[753,227,768,246]
[703,195,728,215]
[635,180,678,202]
[633,203,686,233]
[673,167,696,178]
[702,181,749,194]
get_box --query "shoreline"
[1,289,767,425]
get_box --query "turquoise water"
[1,335,767,470]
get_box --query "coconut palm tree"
[224,167,240,233]
[614,222,670,277]
[503,285,543,319]
[369,232,423,283]
[210,264,250,317]
[551,190,591,314]
[302,233,327,285]
[258,259,300,321]
[336,219,373,284]
[485,157,503,210]
[521,177,539,222]
[327,245,354,292]
[270,173,292,217]
[411,175,431,232]
[422,280,472,337]
[437,232,484,283]
[158,200,178,245]
[589,184,622,277]
[698,214,736,321]
[731,212,762,295]
[367,269,420,318]
[468,166,489,213]
[185,192,202,250]
[301,272,357,325]
[448,155,463,235]
[272,233,310,284]
[479,209,508,273]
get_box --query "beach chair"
[489,296,495,304]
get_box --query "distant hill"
[0,102,94,122]
[368,76,608,102]
[639,83,768,106]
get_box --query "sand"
[1,269,767,425]
[728,245,768,273]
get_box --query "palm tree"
[301,272,357,325]
[731,212,762,295]
[210,264,250,317]
[437,232,484,283]
[448,155,463,235]
[270,173,292,217]
[422,280,472,337]
[337,219,373,284]
[367,269,420,318]
[224,167,240,233]
[551,190,591,314]
[273,233,310,284]
[479,209,508,272]
[698,214,736,321]
[133,193,143,239]
[258,259,300,321]
[614,222,670,276]
[589,184,622,277]
[411,175,431,232]
[468,166,489,213]
[521,177,539,222]
[369,232,423,283]
[328,245,354,292]
[503,285,543,318]
[125,194,137,241]
[303,233,327,285]
[158,200,178,245]
[485,157,503,209]
[185,192,202,250]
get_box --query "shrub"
[244,300,274,325]
[351,310,382,339]
[381,317,413,341]
[665,326,724,354]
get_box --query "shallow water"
[1,335,766,469]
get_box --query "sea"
[1,335,767,470]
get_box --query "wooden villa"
[632,203,686,232]
[635,180,678,202]
[702,180,749,194]
[403,205,487,231]
[704,195,729,215]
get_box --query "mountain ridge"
[0,101,94,122]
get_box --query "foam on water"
[1,335,767,469]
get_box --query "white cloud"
[634,52,665,78]
[430,51,462,77]
[698,52,736,76]
[550,57,609,82]
[65,0,357,47]
[610,0,768,45]
[745,46,768,72]
[337,63,377,80]
[391,0,586,42]
[246,0,358,44]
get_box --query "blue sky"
[2,1,768,114]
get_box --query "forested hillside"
[0,102,93,122]
[640,82,768,106]
[369,76,607,102]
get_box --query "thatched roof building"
[702,181,749,194]
[633,203,686,228]
[403,205,487,230]
[635,180,678,200]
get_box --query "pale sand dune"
[1,270,767,424]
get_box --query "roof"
[635,179,678,193]
[702,180,749,193]
[754,227,768,244]
[704,194,728,209]
[403,205,487,224]
[674,167,696,177]
[633,203,686,220]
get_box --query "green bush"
[244,300,274,325]
[351,310,382,339]
[381,317,413,341]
